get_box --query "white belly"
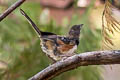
[66,45,77,55]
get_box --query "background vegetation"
[0,0,102,80]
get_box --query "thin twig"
[29,50,120,80]
[0,0,26,22]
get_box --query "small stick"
[0,0,26,22]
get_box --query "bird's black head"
[68,24,83,39]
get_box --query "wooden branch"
[28,50,120,80]
[0,0,26,22]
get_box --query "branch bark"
[28,50,120,80]
[0,0,26,22]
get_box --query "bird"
[20,9,83,62]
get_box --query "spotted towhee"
[20,9,83,62]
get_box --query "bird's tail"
[20,9,41,37]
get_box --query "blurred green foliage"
[0,1,102,80]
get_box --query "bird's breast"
[57,44,77,55]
